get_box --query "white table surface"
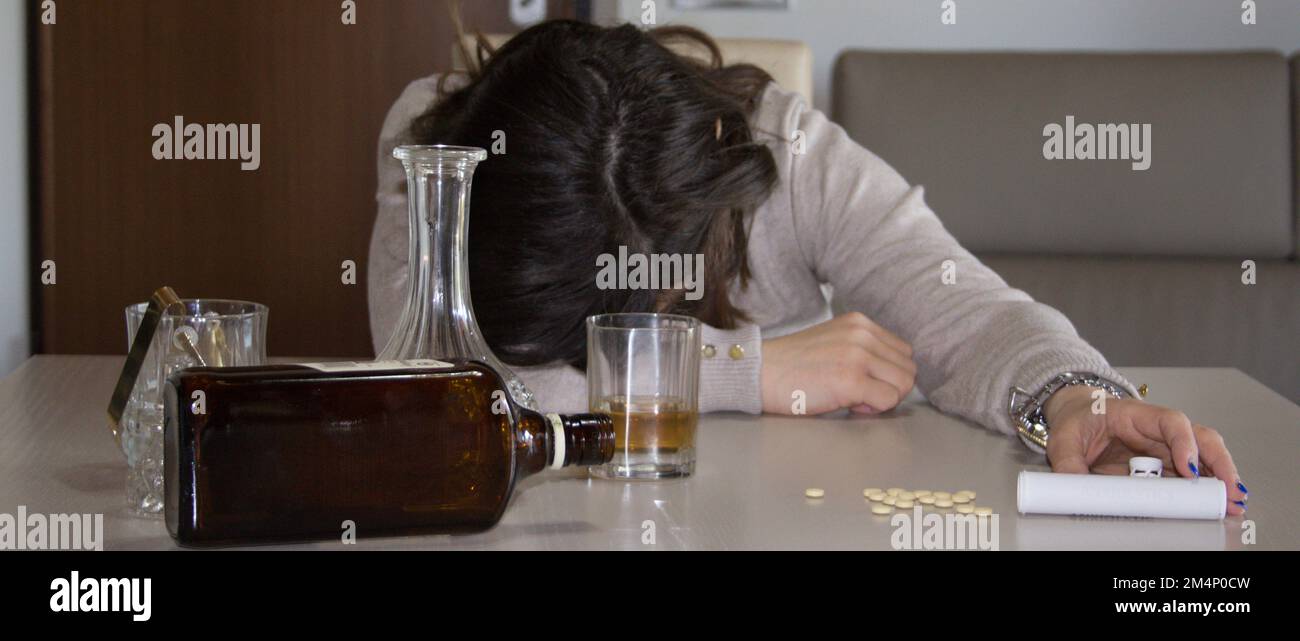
[1,356,1296,550]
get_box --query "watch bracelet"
[1009,371,1131,454]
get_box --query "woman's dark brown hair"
[409,18,778,368]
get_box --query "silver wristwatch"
[1009,371,1130,454]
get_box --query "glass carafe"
[379,145,537,410]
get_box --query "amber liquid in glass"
[598,397,698,458]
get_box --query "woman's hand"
[760,313,916,415]
[1043,385,1249,516]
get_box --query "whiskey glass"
[122,299,266,515]
[587,313,701,480]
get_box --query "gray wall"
[610,0,1300,110]
[0,0,27,377]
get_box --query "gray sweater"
[368,77,1137,436]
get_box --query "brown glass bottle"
[163,359,614,546]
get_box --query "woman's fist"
[760,313,917,415]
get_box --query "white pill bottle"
[1017,458,1226,520]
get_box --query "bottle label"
[546,413,566,470]
[298,359,454,373]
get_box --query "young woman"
[368,20,1247,513]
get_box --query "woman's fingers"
[1148,407,1200,479]
[1050,452,1092,475]
[1194,425,1247,515]
[861,348,915,399]
[833,315,916,392]
[846,377,903,414]
[838,312,913,358]
[866,338,917,380]
[836,344,912,410]
[1121,404,1245,516]
[1046,425,1092,474]
[761,314,920,415]
[865,320,912,358]
[835,356,903,413]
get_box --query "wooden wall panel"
[35,0,575,356]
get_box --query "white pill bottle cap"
[1129,456,1164,477]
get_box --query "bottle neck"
[516,410,616,477]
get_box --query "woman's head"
[410,19,778,368]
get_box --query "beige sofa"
[832,51,1299,402]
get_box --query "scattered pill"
[805,488,825,498]
[858,483,983,516]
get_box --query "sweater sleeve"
[777,91,1137,435]
[698,323,763,414]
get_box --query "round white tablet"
[805,488,825,498]
[934,499,954,508]
[868,492,887,502]
[955,504,974,514]
[871,504,893,515]
[863,487,883,497]
[896,500,914,509]
[919,495,936,505]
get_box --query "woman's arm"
[770,89,1137,433]
[762,89,1247,511]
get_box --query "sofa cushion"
[1293,54,1299,256]
[834,52,1293,258]
[979,253,1300,404]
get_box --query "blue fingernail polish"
[1233,500,1247,510]
[1237,481,1248,494]
[1188,460,1199,478]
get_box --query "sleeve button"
[702,344,717,358]
[728,344,745,360]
